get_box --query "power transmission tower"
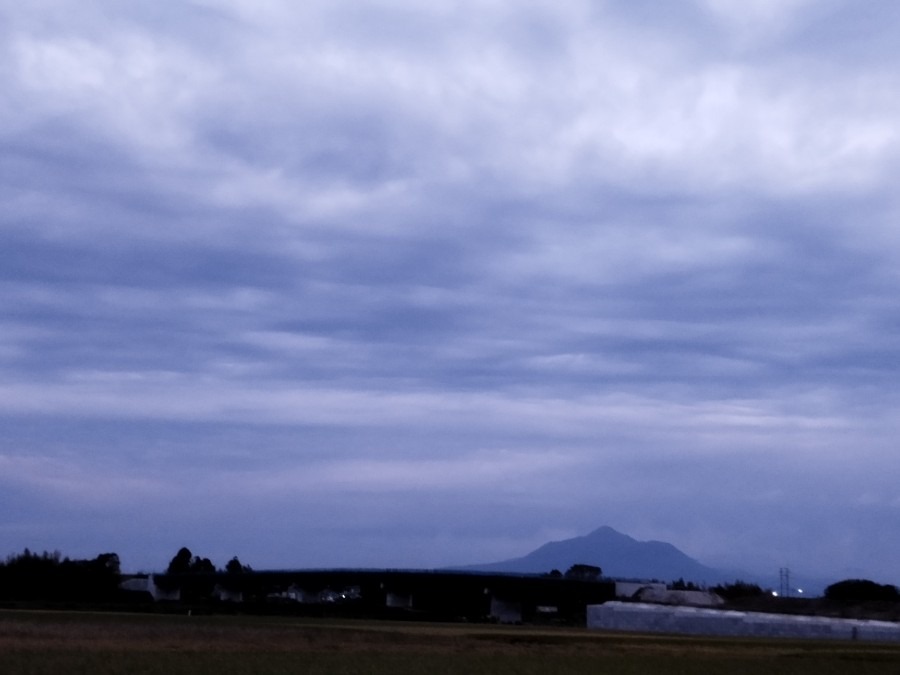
[779,567,790,597]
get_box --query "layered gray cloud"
[2,1,899,583]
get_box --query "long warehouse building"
[588,602,900,642]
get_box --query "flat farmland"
[2,609,900,674]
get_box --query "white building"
[588,602,900,641]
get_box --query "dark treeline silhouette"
[4,544,900,624]
[0,549,121,602]
[225,556,252,574]
[825,579,900,604]
[165,547,252,575]
[0,546,617,624]
[564,564,602,581]
[0,547,252,606]
[167,546,215,574]
[713,580,766,600]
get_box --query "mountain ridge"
[454,525,735,584]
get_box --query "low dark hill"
[456,526,731,584]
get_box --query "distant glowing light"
[772,591,779,597]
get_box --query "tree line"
[165,547,251,575]
[0,546,251,604]
[2,547,899,609]
[0,549,121,602]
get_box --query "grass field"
[2,609,900,674]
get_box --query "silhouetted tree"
[713,581,765,600]
[825,579,900,604]
[225,556,251,574]
[565,564,602,581]
[167,547,194,574]
[193,557,215,574]
[166,547,217,574]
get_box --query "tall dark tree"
[167,547,194,574]
[166,547,217,574]
[225,556,250,574]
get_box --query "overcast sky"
[2,0,899,585]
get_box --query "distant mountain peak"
[455,525,729,584]
[586,525,635,541]
[589,525,624,535]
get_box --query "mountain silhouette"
[456,526,730,583]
